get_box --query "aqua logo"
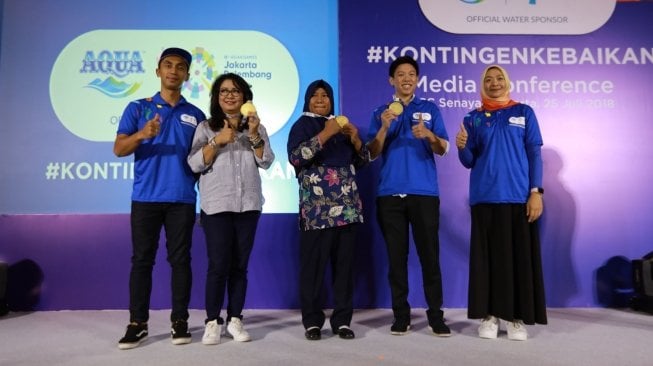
[80,50,145,98]
[183,47,217,100]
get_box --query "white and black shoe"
[118,322,148,350]
[171,320,192,345]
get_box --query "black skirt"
[467,203,548,325]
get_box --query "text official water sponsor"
[419,0,616,35]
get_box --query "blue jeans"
[128,202,195,323]
[201,210,260,323]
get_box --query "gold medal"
[388,101,404,115]
[335,115,349,128]
[240,101,257,116]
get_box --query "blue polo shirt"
[367,97,449,197]
[117,92,206,203]
[458,103,543,205]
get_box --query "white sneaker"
[227,318,251,342]
[506,320,528,341]
[478,316,499,339]
[202,320,221,345]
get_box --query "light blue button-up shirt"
[188,120,275,214]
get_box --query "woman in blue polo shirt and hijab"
[456,65,547,341]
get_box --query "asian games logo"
[184,47,217,100]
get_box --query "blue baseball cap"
[158,47,192,68]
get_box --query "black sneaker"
[429,318,451,337]
[118,322,148,350]
[390,319,410,335]
[171,319,192,345]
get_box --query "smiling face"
[156,55,189,91]
[308,87,332,116]
[483,67,508,100]
[389,63,418,100]
[217,78,244,115]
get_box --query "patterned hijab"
[479,65,518,112]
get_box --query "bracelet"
[249,134,262,147]
[251,138,265,149]
[208,138,218,149]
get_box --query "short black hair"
[389,56,419,77]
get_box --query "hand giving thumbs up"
[455,122,468,149]
[411,112,430,140]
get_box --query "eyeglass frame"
[218,88,242,97]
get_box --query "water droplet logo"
[85,76,142,98]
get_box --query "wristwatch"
[530,187,544,194]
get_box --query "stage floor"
[0,308,651,366]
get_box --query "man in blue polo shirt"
[114,47,206,350]
[367,56,451,337]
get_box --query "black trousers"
[376,195,444,323]
[128,201,195,323]
[300,224,357,330]
[201,210,260,323]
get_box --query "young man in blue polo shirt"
[114,47,206,350]
[366,56,451,337]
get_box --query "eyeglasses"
[219,88,242,97]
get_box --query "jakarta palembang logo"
[81,50,145,98]
[183,46,217,100]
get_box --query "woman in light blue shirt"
[188,73,274,345]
